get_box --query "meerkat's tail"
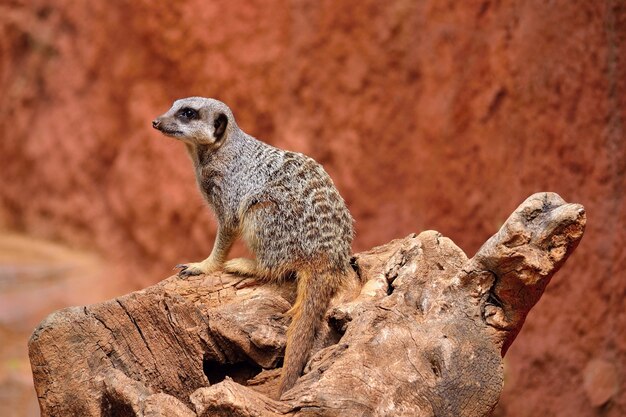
[278,267,339,396]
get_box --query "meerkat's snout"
[152,114,183,138]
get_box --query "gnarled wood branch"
[29,192,585,417]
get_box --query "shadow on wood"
[28,192,585,417]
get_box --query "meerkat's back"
[241,150,353,276]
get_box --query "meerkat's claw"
[175,260,221,278]
[174,263,202,278]
[179,269,200,278]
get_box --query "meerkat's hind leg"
[223,258,259,277]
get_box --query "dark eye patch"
[178,107,198,120]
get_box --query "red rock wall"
[1,0,624,415]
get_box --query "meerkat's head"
[152,97,236,147]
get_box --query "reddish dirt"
[0,1,624,416]
[0,232,122,417]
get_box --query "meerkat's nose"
[152,119,161,129]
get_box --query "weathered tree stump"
[29,192,585,417]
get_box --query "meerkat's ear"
[214,113,228,140]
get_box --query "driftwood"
[28,192,585,417]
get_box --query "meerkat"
[152,97,354,396]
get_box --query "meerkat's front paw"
[223,258,258,277]
[174,261,219,278]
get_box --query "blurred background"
[0,0,624,416]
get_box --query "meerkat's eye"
[178,108,198,120]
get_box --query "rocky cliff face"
[1,1,624,416]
